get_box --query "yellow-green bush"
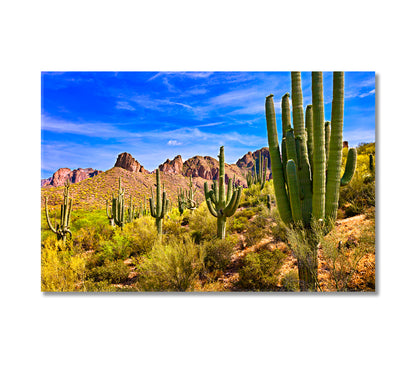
[188,201,217,243]
[137,235,204,291]
[200,234,238,272]
[235,248,286,291]
[41,237,86,292]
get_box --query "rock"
[42,167,102,187]
[114,152,146,173]
[158,155,183,174]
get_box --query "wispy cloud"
[116,101,136,111]
[167,140,182,146]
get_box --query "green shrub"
[231,216,248,233]
[236,248,285,291]
[245,214,269,247]
[188,202,217,243]
[121,216,158,255]
[137,235,204,291]
[87,259,130,284]
[201,235,238,272]
[41,237,86,292]
[281,270,299,292]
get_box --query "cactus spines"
[265,72,357,291]
[204,146,242,239]
[149,169,169,235]
[45,180,73,244]
[106,177,126,229]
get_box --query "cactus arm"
[218,146,226,208]
[325,121,331,167]
[281,92,292,137]
[161,192,169,216]
[311,72,326,220]
[285,129,298,169]
[286,160,302,223]
[156,169,162,217]
[340,148,357,186]
[265,94,293,225]
[325,72,345,221]
[281,138,288,183]
[291,72,306,138]
[44,197,57,234]
[149,197,156,217]
[226,178,233,204]
[224,187,242,217]
[305,105,314,174]
[206,198,219,217]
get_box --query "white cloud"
[115,101,136,111]
[167,140,182,146]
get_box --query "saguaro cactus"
[177,175,198,215]
[106,177,126,229]
[204,146,242,239]
[245,152,267,189]
[149,169,169,235]
[265,72,357,291]
[45,180,73,244]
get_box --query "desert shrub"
[321,223,375,291]
[281,270,299,292]
[162,216,189,239]
[137,235,204,291]
[270,211,287,243]
[87,259,130,284]
[121,216,158,255]
[201,235,238,272]
[41,237,86,292]
[245,214,270,247]
[231,216,248,233]
[235,208,256,220]
[188,202,217,243]
[235,248,286,291]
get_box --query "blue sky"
[41,72,375,179]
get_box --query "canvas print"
[41,71,375,292]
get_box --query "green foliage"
[281,270,300,292]
[244,213,269,247]
[137,235,204,291]
[87,259,130,284]
[41,237,85,292]
[235,249,286,291]
[200,235,238,272]
[188,201,217,243]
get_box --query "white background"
[1,1,414,373]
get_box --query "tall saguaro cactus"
[265,72,357,291]
[149,169,169,235]
[45,180,73,244]
[106,177,126,229]
[204,146,242,239]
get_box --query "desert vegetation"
[41,71,375,292]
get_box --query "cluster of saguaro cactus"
[245,153,267,190]
[177,175,198,215]
[126,196,138,223]
[265,72,357,291]
[45,180,73,244]
[106,177,127,229]
[149,169,169,235]
[204,146,242,239]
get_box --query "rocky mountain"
[114,152,147,173]
[41,167,102,187]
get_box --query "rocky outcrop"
[159,155,183,174]
[183,156,219,179]
[114,152,146,173]
[41,167,102,187]
[236,147,271,171]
